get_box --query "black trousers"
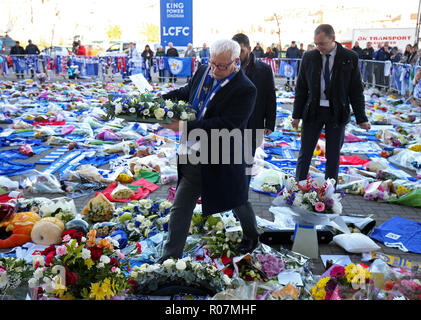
[161,163,258,260]
[295,107,346,184]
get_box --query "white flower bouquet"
[130,257,230,295]
[105,93,197,123]
[112,199,173,241]
[190,212,242,258]
[0,257,33,300]
[272,176,343,225]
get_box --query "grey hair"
[210,39,241,61]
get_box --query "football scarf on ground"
[35,146,69,165]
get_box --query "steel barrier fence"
[1,54,421,99]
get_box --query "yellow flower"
[53,278,67,298]
[89,278,117,300]
[85,258,94,269]
[317,277,331,289]
[90,282,105,300]
[409,144,421,152]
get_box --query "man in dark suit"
[232,33,276,170]
[292,24,371,185]
[158,39,259,262]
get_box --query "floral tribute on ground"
[28,229,132,300]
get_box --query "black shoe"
[234,238,259,254]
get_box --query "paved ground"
[2,71,421,277]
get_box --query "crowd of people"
[351,41,421,90]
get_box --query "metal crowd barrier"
[1,53,421,99]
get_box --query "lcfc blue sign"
[160,0,193,47]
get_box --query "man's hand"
[161,119,183,132]
[292,118,300,130]
[264,128,273,136]
[358,122,371,131]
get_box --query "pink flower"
[56,245,68,257]
[62,234,72,242]
[111,266,117,273]
[117,252,125,260]
[315,202,325,212]
[329,265,345,278]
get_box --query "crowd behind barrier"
[1,53,421,100]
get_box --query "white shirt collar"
[325,43,337,59]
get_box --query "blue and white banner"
[164,56,192,77]
[278,60,298,78]
[160,0,193,48]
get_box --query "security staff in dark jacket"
[10,41,25,79]
[25,40,40,54]
[292,24,371,185]
[25,40,40,78]
[158,39,259,261]
[374,42,391,89]
[361,42,374,85]
[286,41,300,87]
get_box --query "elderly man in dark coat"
[157,39,259,262]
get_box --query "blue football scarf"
[42,150,83,175]
[0,159,35,176]
[36,146,69,165]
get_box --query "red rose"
[41,244,56,257]
[45,252,55,266]
[136,242,142,253]
[220,254,231,265]
[128,279,137,293]
[65,271,79,286]
[62,229,77,239]
[89,246,103,261]
[223,267,234,278]
[62,229,84,244]
[110,257,118,267]
[245,274,254,281]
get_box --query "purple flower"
[286,193,296,206]
[364,193,375,201]
[326,198,334,207]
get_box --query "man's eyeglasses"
[209,60,235,70]
[315,41,331,47]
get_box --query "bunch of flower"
[311,264,371,300]
[28,229,131,300]
[0,257,33,299]
[280,176,343,214]
[375,170,399,181]
[190,212,242,258]
[395,184,413,197]
[105,93,197,122]
[113,199,172,241]
[130,256,231,295]
[381,271,421,300]
[236,260,264,282]
[261,183,282,194]
[254,254,285,279]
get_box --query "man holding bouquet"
[157,39,260,262]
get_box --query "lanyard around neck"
[196,71,237,120]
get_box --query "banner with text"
[352,28,415,51]
[160,0,193,48]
